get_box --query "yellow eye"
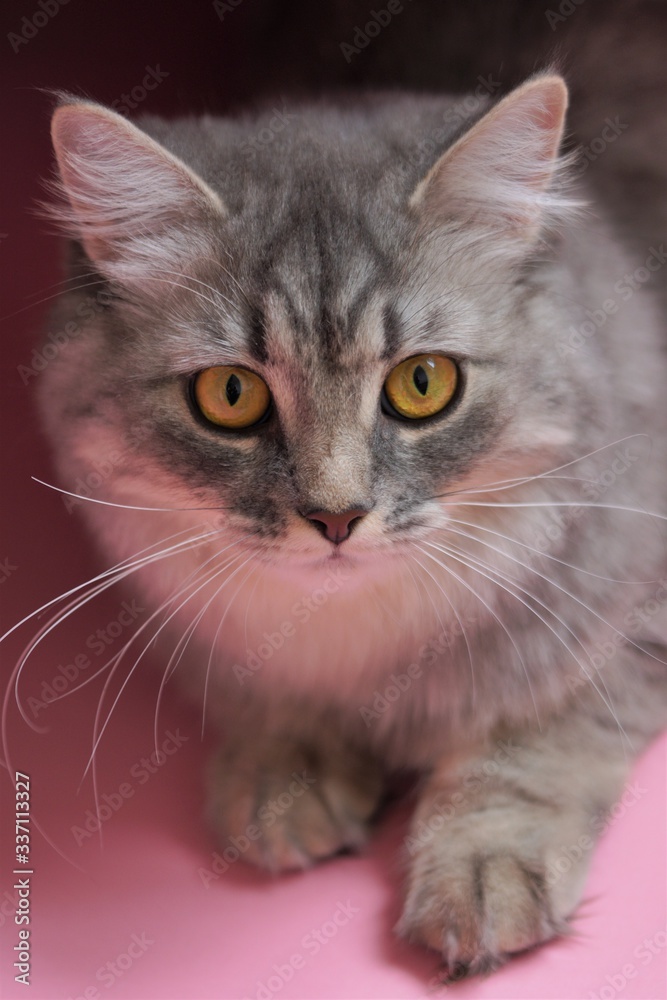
[193,366,271,429]
[384,354,458,420]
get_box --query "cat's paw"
[208,741,384,872]
[397,803,584,978]
[398,848,567,979]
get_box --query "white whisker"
[10,528,219,733]
[199,559,260,740]
[82,544,243,844]
[3,526,224,846]
[20,530,225,720]
[31,476,228,512]
[425,538,628,743]
[437,434,651,499]
[155,553,256,749]
[443,516,656,584]
[1,528,206,647]
[438,524,667,668]
[1,525,223,868]
[83,540,248,790]
[408,552,476,702]
[199,254,253,310]
[140,272,234,314]
[416,543,542,729]
[0,277,107,322]
[437,499,667,519]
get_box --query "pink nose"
[304,508,369,544]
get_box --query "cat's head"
[42,74,588,579]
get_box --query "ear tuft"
[410,74,580,250]
[45,101,224,277]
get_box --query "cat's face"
[43,77,583,580]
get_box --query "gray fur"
[38,68,667,979]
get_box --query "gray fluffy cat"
[38,72,667,977]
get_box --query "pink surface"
[2,6,666,998]
[0,654,665,1000]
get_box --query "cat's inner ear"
[49,100,225,275]
[410,74,570,246]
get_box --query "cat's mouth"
[260,537,411,582]
[233,512,428,575]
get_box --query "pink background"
[1,3,666,998]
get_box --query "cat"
[34,71,667,979]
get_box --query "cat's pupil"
[413,365,429,396]
[226,374,242,407]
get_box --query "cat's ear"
[48,99,224,278]
[410,74,572,250]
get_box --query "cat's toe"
[208,744,384,872]
[397,850,568,976]
[259,779,371,870]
